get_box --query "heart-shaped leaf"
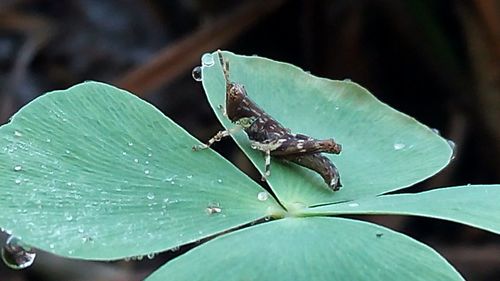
[201,51,453,207]
[0,82,281,259]
[304,184,500,234]
[147,217,463,281]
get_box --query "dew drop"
[334,106,340,110]
[147,253,155,259]
[49,244,54,249]
[136,255,143,261]
[128,142,134,146]
[206,203,222,215]
[64,212,73,221]
[201,53,215,67]
[46,138,51,143]
[348,202,359,207]
[13,165,22,172]
[134,158,139,163]
[13,131,22,137]
[217,179,223,184]
[431,128,440,135]
[187,175,193,179]
[191,66,202,82]
[447,140,456,159]
[1,236,36,270]
[122,151,127,156]
[147,192,155,200]
[147,152,153,157]
[144,170,150,175]
[14,179,22,185]
[393,143,405,150]
[257,191,269,201]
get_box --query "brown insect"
[193,51,342,191]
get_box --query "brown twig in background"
[116,0,285,96]
[0,10,54,122]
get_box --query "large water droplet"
[1,236,36,270]
[257,191,269,201]
[393,143,405,150]
[13,165,22,171]
[201,53,215,67]
[191,66,202,82]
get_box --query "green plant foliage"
[0,51,497,281]
[148,217,463,281]
[201,51,453,207]
[0,82,280,259]
[304,184,500,234]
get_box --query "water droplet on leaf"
[447,139,456,159]
[191,66,202,81]
[393,143,405,150]
[147,253,155,259]
[1,236,36,270]
[348,202,359,207]
[14,131,22,137]
[201,53,215,67]
[144,170,150,175]
[217,179,223,184]
[431,128,440,135]
[147,192,155,200]
[13,165,22,171]
[257,191,269,201]
[64,212,73,221]
[206,203,222,215]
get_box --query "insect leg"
[286,153,342,191]
[270,137,342,156]
[261,149,271,181]
[192,126,241,151]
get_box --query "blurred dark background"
[0,0,499,280]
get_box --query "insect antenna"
[217,50,231,87]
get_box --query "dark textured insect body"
[194,51,342,191]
